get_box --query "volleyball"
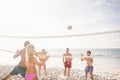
[67,25,72,30]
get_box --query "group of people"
[3,41,49,80]
[2,41,94,80]
[63,48,94,80]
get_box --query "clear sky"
[0,0,120,49]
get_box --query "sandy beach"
[1,50,120,80]
[0,65,111,80]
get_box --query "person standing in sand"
[25,44,42,80]
[3,41,31,80]
[62,48,72,78]
[38,49,49,77]
[81,50,94,80]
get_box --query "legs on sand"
[2,66,26,80]
[90,73,94,80]
[85,72,94,80]
[2,74,11,80]
[64,67,67,77]
[64,67,71,78]
[85,66,94,80]
[39,64,47,77]
[68,68,71,78]
[43,64,47,76]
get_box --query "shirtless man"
[62,48,72,78]
[3,41,31,80]
[81,50,94,80]
[38,49,49,76]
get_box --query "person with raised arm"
[3,41,31,80]
[38,49,49,77]
[81,50,94,80]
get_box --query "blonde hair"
[26,44,35,64]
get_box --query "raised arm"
[80,53,85,61]
[13,49,22,59]
[33,57,42,67]
[34,51,40,57]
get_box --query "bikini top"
[39,54,48,59]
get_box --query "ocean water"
[45,48,120,57]
[44,48,120,76]
[0,48,120,66]
[0,48,120,79]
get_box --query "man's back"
[13,48,26,67]
[2,41,31,80]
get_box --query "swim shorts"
[10,65,26,77]
[64,61,72,68]
[85,66,93,74]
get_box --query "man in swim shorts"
[63,48,72,78]
[3,41,31,80]
[81,50,94,80]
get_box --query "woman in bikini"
[25,44,42,80]
[38,49,49,76]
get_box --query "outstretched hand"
[80,53,85,61]
[80,53,83,56]
[16,50,19,53]
[13,50,19,58]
